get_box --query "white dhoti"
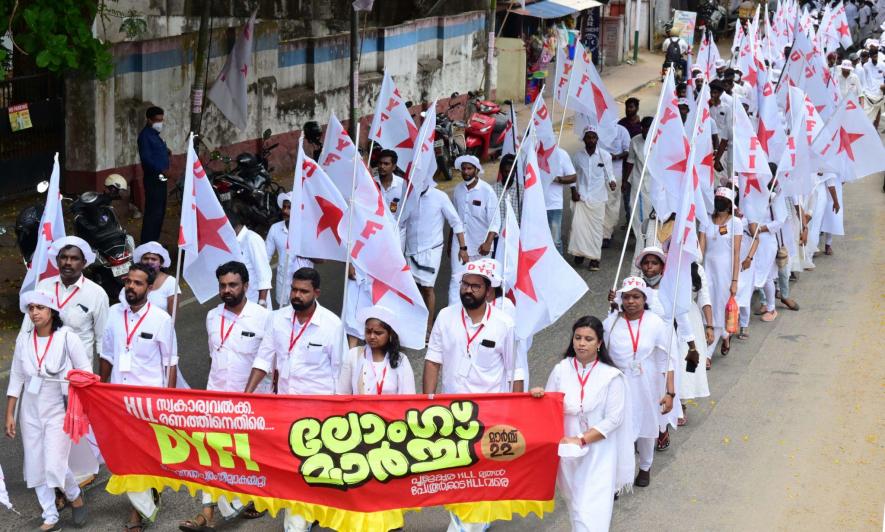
[820,181,844,236]
[603,181,622,239]
[407,245,444,288]
[128,489,159,522]
[568,201,605,260]
[863,94,884,125]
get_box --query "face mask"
[152,122,163,133]
[643,273,662,287]
[714,198,730,212]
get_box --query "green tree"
[0,0,115,80]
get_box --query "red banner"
[74,382,563,530]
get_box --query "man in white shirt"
[623,117,656,276]
[568,125,615,271]
[266,192,314,308]
[400,183,468,334]
[99,263,177,531]
[541,147,577,254]
[423,260,522,532]
[231,211,273,308]
[23,236,108,364]
[178,261,272,529]
[862,42,885,128]
[598,124,631,248]
[244,266,342,532]
[374,149,406,219]
[838,59,864,103]
[709,81,734,182]
[448,155,499,306]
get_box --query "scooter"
[465,92,514,162]
[433,93,467,181]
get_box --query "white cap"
[20,289,59,314]
[677,97,690,107]
[356,304,401,337]
[48,236,96,267]
[691,65,703,73]
[454,155,484,175]
[840,59,853,70]
[462,259,497,285]
[472,258,503,287]
[634,245,666,269]
[614,276,654,305]
[715,186,736,201]
[714,59,726,69]
[581,123,598,136]
[277,191,292,209]
[134,241,171,268]
[865,38,880,49]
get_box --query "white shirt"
[265,220,313,306]
[661,36,689,55]
[854,63,867,90]
[374,173,406,219]
[542,147,576,211]
[100,302,178,387]
[425,303,520,394]
[597,125,631,178]
[571,147,615,204]
[862,60,884,98]
[402,187,464,254]
[237,226,273,304]
[26,275,109,362]
[838,72,863,101]
[452,179,501,254]
[336,346,416,395]
[710,100,734,142]
[252,302,343,395]
[206,301,272,392]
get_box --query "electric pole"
[349,5,360,141]
[190,0,212,136]
[483,0,495,98]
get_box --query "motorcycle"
[17,179,135,298]
[433,93,467,181]
[465,92,514,162]
[208,128,282,235]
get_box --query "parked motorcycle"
[17,178,135,298]
[208,128,282,235]
[433,93,467,181]
[465,92,514,162]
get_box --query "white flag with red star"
[695,31,721,81]
[567,41,618,128]
[20,153,65,295]
[553,42,574,106]
[207,11,256,131]
[179,134,242,303]
[512,135,587,340]
[500,201,519,294]
[732,98,773,222]
[368,71,418,174]
[812,97,885,181]
[646,69,691,220]
[405,99,438,197]
[756,78,787,161]
[289,138,348,262]
[686,83,714,220]
[320,113,382,210]
[531,94,560,189]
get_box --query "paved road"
[2,83,882,531]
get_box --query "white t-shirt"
[543,148,576,211]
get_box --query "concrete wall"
[65,11,490,194]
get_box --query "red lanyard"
[626,312,644,358]
[366,348,388,395]
[124,304,151,351]
[219,312,237,349]
[33,330,54,371]
[289,311,314,353]
[55,282,80,310]
[461,305,492,355]
[573,358,598,405]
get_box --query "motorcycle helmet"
[236,152,259,169]
[15,204,44,263]
[303,121,322,145]
[104,173,128,191]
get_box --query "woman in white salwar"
[699,187,743,358]
[337,305,416,395]
[531,316,632,532]
[603,277,675,488]
[5,290,90,531]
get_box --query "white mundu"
[569,146,615,261]
[401,186,465,287]
[544,358,632,532]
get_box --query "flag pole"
[557,67,574,146]
[611,68,671,291]
[340,123,362,344]
[395,102,434,232]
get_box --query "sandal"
[720,339,730,356]
[124,519,149,532]
[179,514,215,532]
[239,503,267,520]
[706,358,712,370]
[737,327,749,340]
[655,430,670,452]
[780,297,800,311]
[824,245,833,255]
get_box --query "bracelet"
[666,391,676,398]
[705,325,714,330]
[459,246,467,251]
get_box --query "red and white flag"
[531,94,560,183]
[812,97,885,181]
[646,69,691,219]
[500,201,520,294]
[777,87,816,196]
[553,42,574,106]
[368,71,418,174]
[178,134,242,303]
[695,31,721,80]
[756,78,787,160]
[289,139,348,262]
[732,98,773,222]
[21,153,64,295]
[567,41,618,127]
[320,113,382,209]
[405,99,438,196]
[207,11,256,130]
[686,83,715,218]
[511,135,587,340]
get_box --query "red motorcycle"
[465,92,514,162]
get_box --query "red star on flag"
[39,257,59,281]
[700,151,715,186]
[41,222,53,240]
[666,138,691,173]
[196,208,232,252]
[370,269,414,305]
[836,127,864,161]
[757,120,775,155]
[315,196,344,244]
[240,64,248,78]
[836,22,850,37]
[536,142,556,173]
[743,67,758,88]
[514,243,546,301]
[592,83,609,121]
[742,173,762,196]
[394,121,419,150]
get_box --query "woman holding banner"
[337,305,416,395]
[5,290,90,530]
[531,316,632,532]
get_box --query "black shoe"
[635,469,650,487]
[602,238,611,248]
[588,260,600,271]
[573,256,585,265]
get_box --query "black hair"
[292,267,321,289]
[640,116,654,128]
[500,153,516,167]
[216,261,249,283]
[128,262,157,286]
[146,106,164,119]
[58,244,86,261]
[50,309,64,332]
[225,208,242,229]
[378,149,398,164]
[709,81,724,93]
[366,318,403,369]
[625,97,640,106]
[563,316,617,368]
[691,262,702,292]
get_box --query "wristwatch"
[459,246,468,251]
[666,391,676,398]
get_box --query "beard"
[460,292,484,310]
[125,289,145,305]
[221,291,245,307]
[291,298,314,311]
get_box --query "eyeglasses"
[459,280,485,292]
